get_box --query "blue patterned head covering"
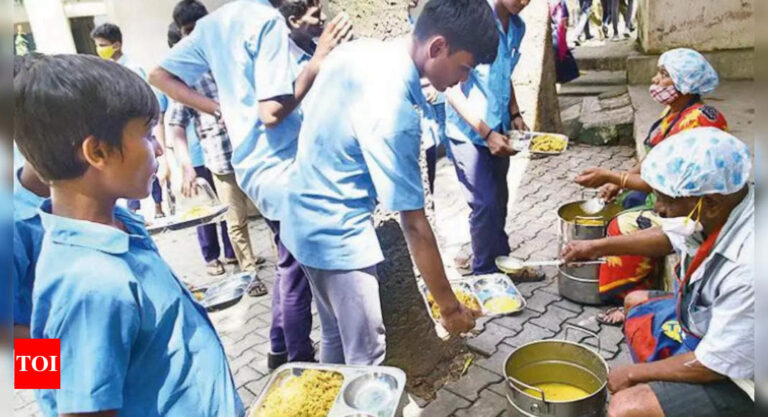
[658,48,719,95]
[641,127,751,197]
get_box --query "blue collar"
[38,200,154,255]
[13,167,46,221]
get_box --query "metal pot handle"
[507,375,548,404]
[565,325,604,357]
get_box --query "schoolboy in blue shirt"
[281,0,499,365]
[15,55,242,417]
[11,54,49,340]
[444,0,529,275]
[150,0,351,370]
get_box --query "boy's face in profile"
[422,36,475,92]
[291,0,326,39]
[95,118,162,200]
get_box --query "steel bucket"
[504,327,609,417]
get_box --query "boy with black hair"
[12,53,49,340]
[281,0,499,365]
[150,0,351,370]
[276,0,325,65]
[445,0,530,276]
[15,54,242,417]
[92,22,169,219]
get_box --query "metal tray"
[147,204,229,235]
[190,272,252,312]
[249,362,407,417]
[471,274,526,315]
[419,275,526,325]
[418,281,482,325]
[508,130,569,155]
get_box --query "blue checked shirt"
[167,72,234,175]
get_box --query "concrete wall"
[637,0,754,53]
[103,0,231,72]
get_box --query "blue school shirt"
[12,167,45,326]
[160,0,300,221]
[444,8,525,146]
[32,201,243,417]
[281,39,429,270]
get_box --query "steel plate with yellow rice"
[427,288,481,320]
[530,134,567,153]
[180,206,216,221]
[252,369,343,417]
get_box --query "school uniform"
[12,167,45,327]
[444,6,526,274]
[32,201,242,416]
[281,38,430,365]
[160,0,314,362]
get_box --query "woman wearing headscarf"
[573,49,729,324]
[562,128,754,417]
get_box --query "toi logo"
[14,339,60,389]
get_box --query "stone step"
[557,83,628,97]
[573,39,639,71]
[568,70,627,87]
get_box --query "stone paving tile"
[529,304,580,332]
[234,365,265,389]
[563,305,604,333]
[503,323,556,347]
[521,289,561,313]
[453,388,508,417]
[551,296,584,313]
[408,388,471,417]
[608,343,634,367]
[475,343,517,377]
[444,365,504,402]
[492,307,542,334]
[467,322,518,357]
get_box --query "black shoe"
[267,351,288,371]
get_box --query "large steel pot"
[556,199,622,304]
[504,327,609,417]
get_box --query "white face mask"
[659,198,704,239]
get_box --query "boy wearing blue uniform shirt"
[445,0,529,275]
[150,0,351,369]
[281,0,499,365]
[12,54,49,340]
[15,55,242,417]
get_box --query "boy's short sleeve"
[160,25,210,87]
[12,229,31,326]
[358,128,425,212]
[39,272,140,413]
[253,18,295,101]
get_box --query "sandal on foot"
[596,307,626,326]
[247,276,268,297]
[206,260,225,276]
[223,257,239,266]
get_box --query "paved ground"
[13,142,638,417]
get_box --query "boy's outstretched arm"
[400,209,480,335]
[257,13,353,127]
[148,69,218,116]
[445,86,516,156]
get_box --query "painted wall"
[103,0,231,73]
[637,0,753,53]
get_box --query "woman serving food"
[572,49,728,324]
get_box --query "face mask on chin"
[649,83,680,105]
[659,198,704,240]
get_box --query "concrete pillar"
[24,0,77,54]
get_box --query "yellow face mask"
[96,44,116,60]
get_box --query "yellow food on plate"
[427,288,480,320]
[484,297,521,314]
[192,290,206,301]
[530,135,567,153]
[180,206,215,221]
[254,369,343,417]
[523,382,591,401]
